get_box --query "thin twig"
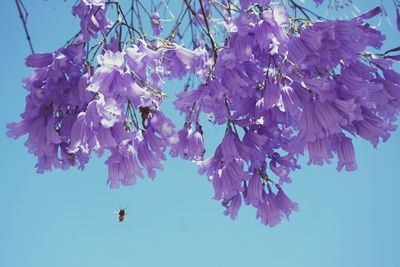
[15,0,34,54]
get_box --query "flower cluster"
[72,0,112,41]
[7,45,89,172]
[175,3,400,225]
[9,0,400,227]
[8,0,208,188]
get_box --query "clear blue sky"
[1,1,399,266]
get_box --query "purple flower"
[151,11,163,35]
[307,138,333,166]
[275,184,298,219]
[256,185,282,227]
[170,123,205,161]
[330,134,357,171]
[243,173,264,206]
[313,0,324,6]
[72,0,112,41]
[67,112,90,154]
[353,109,396,148]
[25,53,54,68]
[106,140,144,188]
[134,110,175,179]
[163,45,200,78]
[199,144,249,201]
[97,98,124,128]
[223,194,242,220]
[7,43,88,172]
[136,131,164,179]
[9,0,400,228]
[288,16,384,71]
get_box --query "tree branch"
[15,0,34,54]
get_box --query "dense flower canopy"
[9,0,400,227]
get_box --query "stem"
[199,0,218,62]
[15,0,34,54]
[289,0,325,20]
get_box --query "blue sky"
[1,1,399,266]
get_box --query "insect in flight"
[118,209,126,222]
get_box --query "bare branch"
[15,0,35,54]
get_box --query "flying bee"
[118,209,126,222]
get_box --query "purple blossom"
[223,193,242,220]
[313,0,324,6]
[106,140,144,188]
[8,1,400,228]
[151,11,163,36]
[25,53,53,68]
[275,184,299,219]
[256,186,282,227]
[136,131,164,179]
[170,123,205,161]
[72,0,112,41]
[7,43,88,172]
[330,134,357,172]
[243,173,264,206]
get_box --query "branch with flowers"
[9,0,400,227]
